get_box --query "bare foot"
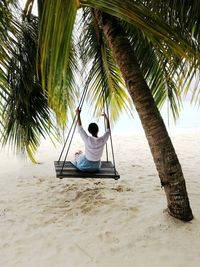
[75,150,83,157]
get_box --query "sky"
[19,0,37,14]
[80,101,200,135]
[19,0,199,134]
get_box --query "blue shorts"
[72,154,101,172]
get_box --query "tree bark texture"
[96,12,193,221]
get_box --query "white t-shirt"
[78,126,110,161]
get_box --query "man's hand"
[76,107,82,126]
[101,112,110,130]
[101,112,108,119]
[76,107,81,115]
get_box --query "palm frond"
[80,0,200,67]
[0,15,58,162]
[144,0,200,46]
[142,0,200,107]
[38,0,78,102]
[122,22,183,120]
[0,0,21,140]
[80,9,134,122]
[46,38,79,128]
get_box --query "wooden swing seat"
[54,161,120,180]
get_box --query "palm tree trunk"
[37,0,44,19]
[96,11,193,221]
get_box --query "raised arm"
[102,112,110,130]
[76,108,82,127]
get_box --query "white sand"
[0,129,200,267]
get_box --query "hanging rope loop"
[58,85,88,162]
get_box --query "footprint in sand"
[129,206,140,213]
[74,191,83,200]
[0,208,8,217]
[112,185,133,192]
[80,205,93,213]
[99,231,119,244]
[112,185,124,192]
[35,177,46,184]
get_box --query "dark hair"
[88,123,99,137]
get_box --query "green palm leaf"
[80,0,200,65]
[123,22,183,120]
[1,15,57,162]
[38,0,78,100]
[80,9,134,122]
[47,39,79,128]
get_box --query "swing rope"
[103,89,117,177]
[58,86,88,175]
[102,91,109,162]
[58,85,88,162]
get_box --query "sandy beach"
[0,129,200,267]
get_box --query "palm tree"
[94,11,193,221]
[1,0,199,221]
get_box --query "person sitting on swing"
[72,107,110,172]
